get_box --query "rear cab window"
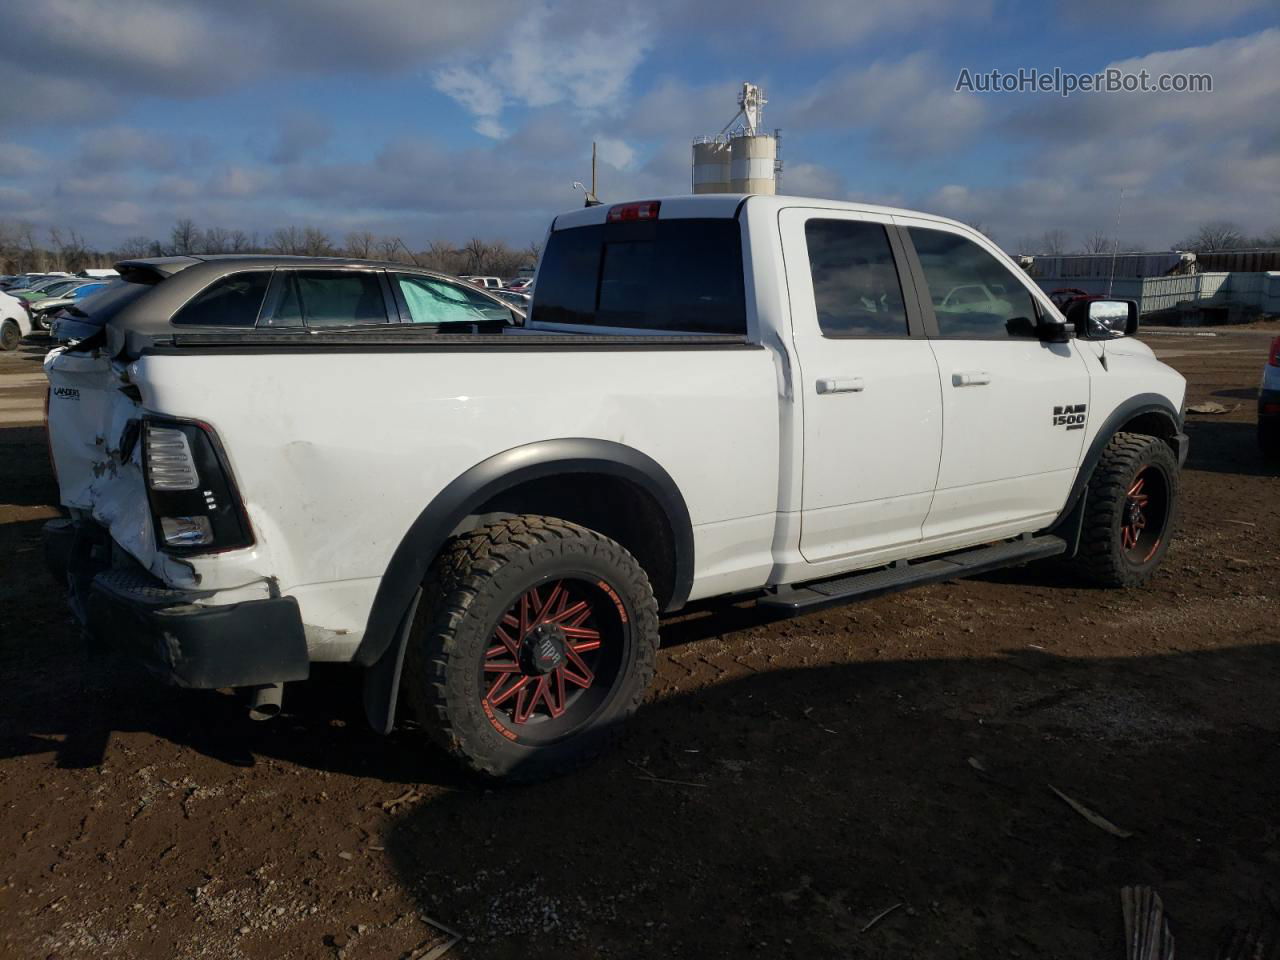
[531,218,746,335]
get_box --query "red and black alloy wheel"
[1120,467,1170,564]
[479,576,630,744]
[404,515,660,780]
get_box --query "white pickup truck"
[43,195,1188,780]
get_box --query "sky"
[0,0,1277,253]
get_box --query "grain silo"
[692,83,780,195]
[691,138,731,193]
[729,133,776,194]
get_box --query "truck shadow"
[379,642,1280,960]
[3,503,1279,957]
[0,426,60,507]
[1182,417,1278,477]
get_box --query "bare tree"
[227,230,255,253]
[270,226,305,255]
[417,241,460,274]
[1034,229,1070,255]
[374,236,403,262]
[201,226,231,253]
[462,237,491,274]
[168,218,200,256]
[301,227,333,257]
[342,231,373,259]
[49,227,90,271]
[1176,220,1245,252]
[1081,230,1113,254]
[116,235,154,259]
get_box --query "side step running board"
[760,534,1067,614]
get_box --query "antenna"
[573,142,602,206]
[1107,187,1125,298]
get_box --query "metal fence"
[1034,271,1280,317]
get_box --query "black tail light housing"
[141,417,254,554]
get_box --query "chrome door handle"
[816,377,865,394]
[951,371,992,387]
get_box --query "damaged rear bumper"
[44,517,309,689]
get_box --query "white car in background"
[0,289,33,350]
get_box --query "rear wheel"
[1073,432,1179,587]
[403,515,660,781]
[0,320,20,351]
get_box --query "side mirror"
[1031,314,1071,342]
[1068,298,1139,339]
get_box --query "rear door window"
[396,274,512,325]
[803,219,910,337]
[172,271,272,327]
[264,270,388,327]
[532,218,745,334]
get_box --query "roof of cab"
[550,193,976,236]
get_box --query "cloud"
[268,114,332,165]
[651,0,991,50]
[1060,0,1268,28]
[0,144,45,177]
[208,166,271,197]
[432,4,652,137]
[97,201,146,227]
[75,127,178,172]
[593,137,637,171]
[792,53,987,154]
[780,162,847,199]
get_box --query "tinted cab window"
[908,228,1039,338]
[532,218,745,334]
[804,220,909,337]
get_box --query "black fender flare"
[1048,393,1186,554]
[359,438,694,733]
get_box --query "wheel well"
[459,472,678,609]
[1120,411,1178,449]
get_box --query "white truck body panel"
[48,345,781,650]
[44,193,1188,668]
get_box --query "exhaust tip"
[245,683,283,721]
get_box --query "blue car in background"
[29,280,114,332]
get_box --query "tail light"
[141,418,253,553]
[1269,336,1280,367]
[607,200,660,222]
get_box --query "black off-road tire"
[0,320,20,351]
[1073,432,1179,587]
[403,515,660,781]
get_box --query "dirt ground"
[1,327,1278,960]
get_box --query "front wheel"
[403,515,660,781]
[1073,432,1179,587]
[0,320,20,351]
